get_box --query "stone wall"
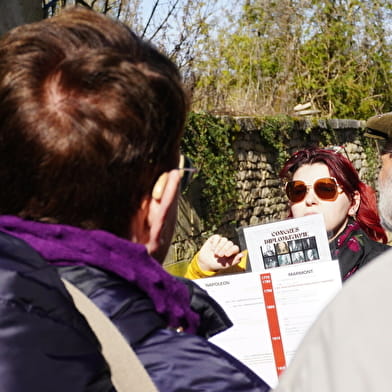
[164,116,380,276]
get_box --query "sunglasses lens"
[286,178,339,202]
[286,181,307,203]
[314,178,338,200]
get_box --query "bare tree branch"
[76,0,92,9]
[104,0,110,13]
[142,0,160,38]
[148,0,180,42]
[117,0,123,19]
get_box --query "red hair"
[279,147,387,243]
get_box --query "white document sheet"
[196,259,342,388]
[242,214,332,272]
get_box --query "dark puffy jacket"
[0,232,114,392]
[59,265,270,392]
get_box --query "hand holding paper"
[198,234,244,272]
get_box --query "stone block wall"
[163,116,380,276]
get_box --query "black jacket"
[330,218,390,280]
[0,232,113,392]
[59,264,270,392]
[0,228,269,391]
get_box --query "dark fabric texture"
[330,218,390,281]
[59,264,270,392]
[0,231,114,392]
[0,216,269,391]
[177,276,234,339]
[0,215,199,334]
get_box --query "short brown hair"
[0,7,188,237]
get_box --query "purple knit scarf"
[0,215,199,333]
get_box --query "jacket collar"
[0,215,199,333]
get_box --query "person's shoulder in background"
[274,247,392,392]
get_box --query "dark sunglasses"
[178,154,198,192]
[285,177,342,203]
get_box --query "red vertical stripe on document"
[260,273,286,376]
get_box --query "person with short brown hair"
[0,6,269,391]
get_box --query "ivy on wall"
[182,112,238,230]
[257,115,294,167]
[362,136,382,189]
[181,113,381,233]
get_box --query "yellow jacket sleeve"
[184,250,248,279]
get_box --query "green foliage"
[46,0,392,118]
[319,127,336,147]
[181,113,237,230]
[192,0,392,118]
[362,135,382,189]
[258,115,294,166]
[294,0,392,118]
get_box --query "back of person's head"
[280,147,387,243]
[0,6,188,237]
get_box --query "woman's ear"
[349,190,361,217]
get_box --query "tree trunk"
[0,0,42,36]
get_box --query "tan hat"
[365,112,392,139]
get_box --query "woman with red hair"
[186,147,389,281]
[279,147,388,280]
